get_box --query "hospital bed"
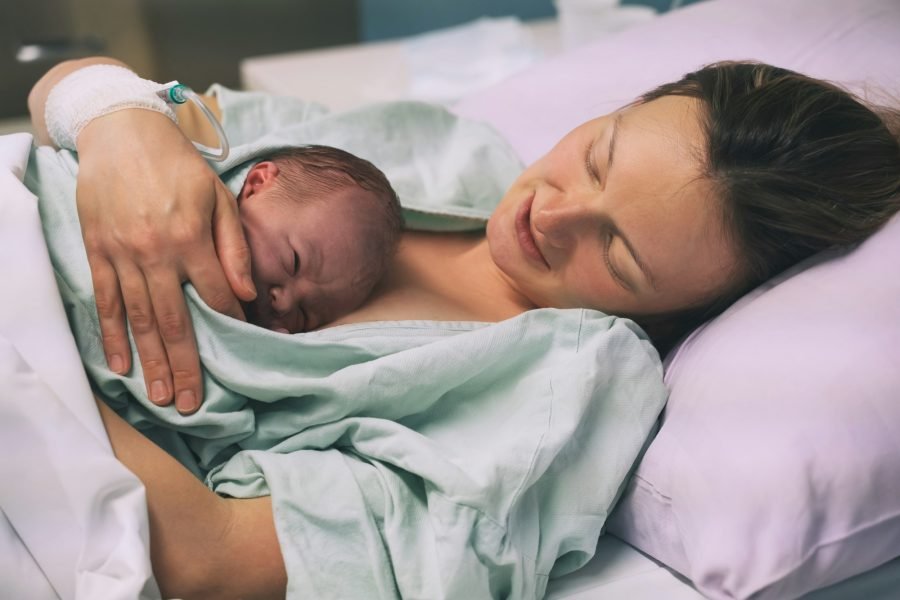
[2,0,900,597]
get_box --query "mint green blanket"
[27,88,667,599]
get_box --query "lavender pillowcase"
[454,0,900,166]
[454,0,900,598]
[607,213,900,599]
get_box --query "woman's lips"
[515,194,549,269]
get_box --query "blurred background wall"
[0,0,356,121]
[360,0,556,40]
[0,0,702,125]
[359,0,701,41]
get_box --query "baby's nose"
[269,286,293,315]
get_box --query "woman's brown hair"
[636,61,900,353]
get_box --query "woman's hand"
[76,109,256,413]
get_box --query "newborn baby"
[236,145,403,333]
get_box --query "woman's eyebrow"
[604,113,622,188]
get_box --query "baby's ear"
[240,161,280,201]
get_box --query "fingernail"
[109,354,124,374]
[150,380,168,404]
[176,390,198,414]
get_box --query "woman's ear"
[237,161,280,204]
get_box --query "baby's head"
[237,145,403,333]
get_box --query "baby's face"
[237,165,383,333]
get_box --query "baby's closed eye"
[291,250,300,276]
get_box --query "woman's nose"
[533,188,599,249]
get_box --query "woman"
[29,58,900,599]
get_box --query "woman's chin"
[485,217,513,274]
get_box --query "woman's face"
[486,95,742,318]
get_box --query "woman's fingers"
[91,246,219,414]
[212,182,256,306]
[115,260,175,407]
[86,253,132,376]
[144,267,203,415]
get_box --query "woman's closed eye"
[603,231,632,292]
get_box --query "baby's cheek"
[341,286,368,316]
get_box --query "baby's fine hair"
[264,145,404,289]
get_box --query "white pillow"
[454,0,900,598]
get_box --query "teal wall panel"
[359,0,707,41]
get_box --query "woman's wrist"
[44,64,177,151]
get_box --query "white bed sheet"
[546,535,900,600]
[0,133,159,600]
[547,535,705,599]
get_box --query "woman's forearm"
[95,399,287,599]
[27,56,222,147]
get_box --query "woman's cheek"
[559,264,618,312]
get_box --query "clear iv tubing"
[157,82,230,162]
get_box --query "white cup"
[554,0,657,49]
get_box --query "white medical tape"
[44,64,177,151]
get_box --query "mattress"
[545,534,900,599]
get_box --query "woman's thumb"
[213,185,256,301]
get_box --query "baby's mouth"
[243,302,289,333]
